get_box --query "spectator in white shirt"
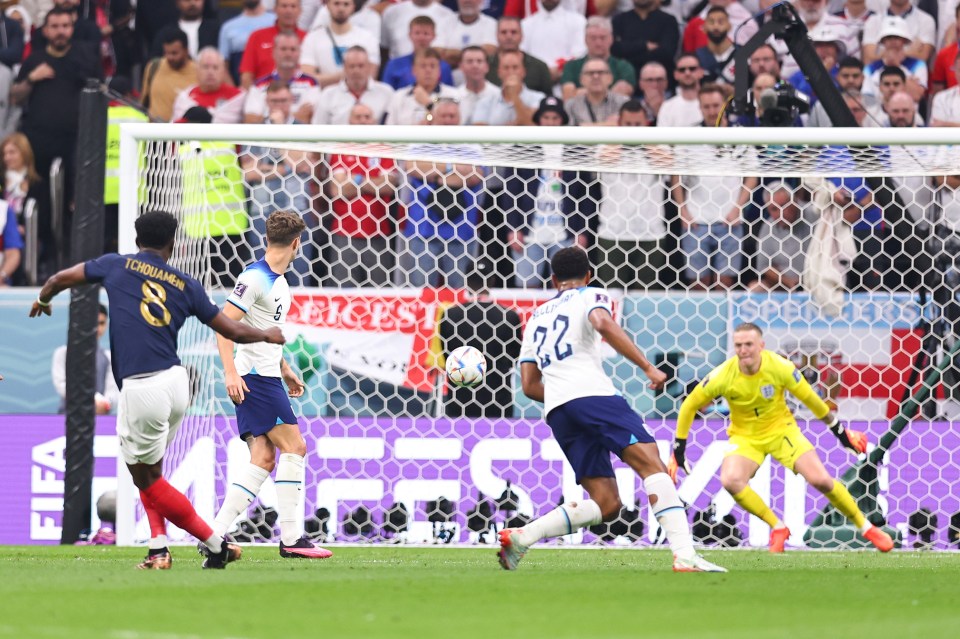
[656,53,704,126]
[382,0,455,61]
[300,0,380,87]
[309,0,382,37]
[435,0,498,69]
[384,48,458,124]
[473,49,544,125]
[521,0,587,83]
[243,31,321,123]
[311,46,395,124]
[453,45,501,123]
[862,18,927,103]
[776,0,858,77]
[861,0,935,65]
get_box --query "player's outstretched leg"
[641,473,727,573]
[276,453,332,559]
[823,481,893,552]
[497,500,603,570]
[137,490,173,570]
[497,528,530,570]
[863,525,894,552]
[201,540,243,569]
[212,464,270,539]
[769,526,791,554]
[137,474,242,569]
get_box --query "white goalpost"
[114,123,960,550]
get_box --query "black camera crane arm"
[732,2,858,127]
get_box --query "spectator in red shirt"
[930,4,960,97]
[503,0,596,19]
[172,48,245,123]
[325,103,400,287]
[238,0,305,89]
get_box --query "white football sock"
[202,533,225,553]
[515,499,602,547]
[644,472,696,560]
[213,464,271,537]
[148,535,168,551]
[276,453,305,546]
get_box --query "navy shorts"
[236,374,298,439]
[546,395,655,483]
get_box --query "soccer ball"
[445,346,487,388]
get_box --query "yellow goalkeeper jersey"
[676,350,831,440]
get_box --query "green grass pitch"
[1,546,956,639]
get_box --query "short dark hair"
[838,56,863,71]
[461,45,487,59]
[265,210,307,246]
[699,82,725,99]
[98,303,108,317]
[409,15,436,30]
[159,26,189,50]
[414,47,442,64]
[44,5,76,27]
[750,43,779,62]
[620,99,645,116]
[135,211,179,250]
[706,6,728,18]
[676,53,699,69]
[880,65,906,83]
[733,322,763,336]
[550,247,591,282]
[266,80,292,95]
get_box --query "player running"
[30,210,285,569]
[209,211,331,559]
[669,322,894,553]
[500,247,726,573]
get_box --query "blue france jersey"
[226,259,289,378]
[84,252,220,385]
[519,287,618,416]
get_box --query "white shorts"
[116,366,189,465]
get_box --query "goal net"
[115,124,960,551]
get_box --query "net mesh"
[120,127,960,551]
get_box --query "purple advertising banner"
[2,415,958,548]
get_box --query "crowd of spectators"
[0,0,959,293]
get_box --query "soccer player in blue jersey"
[499,247,726,572]
[209,211,332,559]
[30,210,285,570]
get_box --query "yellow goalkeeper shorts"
[725,425,815,473]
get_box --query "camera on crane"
[756,81,810,127]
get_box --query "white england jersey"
[519,287,618,416]
[226,259,290,377]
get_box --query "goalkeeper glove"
[668,438,691,483]
[825,413,867,454]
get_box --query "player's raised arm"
[208,312,285,345]
[670,383,715,482]
[29,263,89,316]
[587,307,667,390]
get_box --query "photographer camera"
[757,80,810,127]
